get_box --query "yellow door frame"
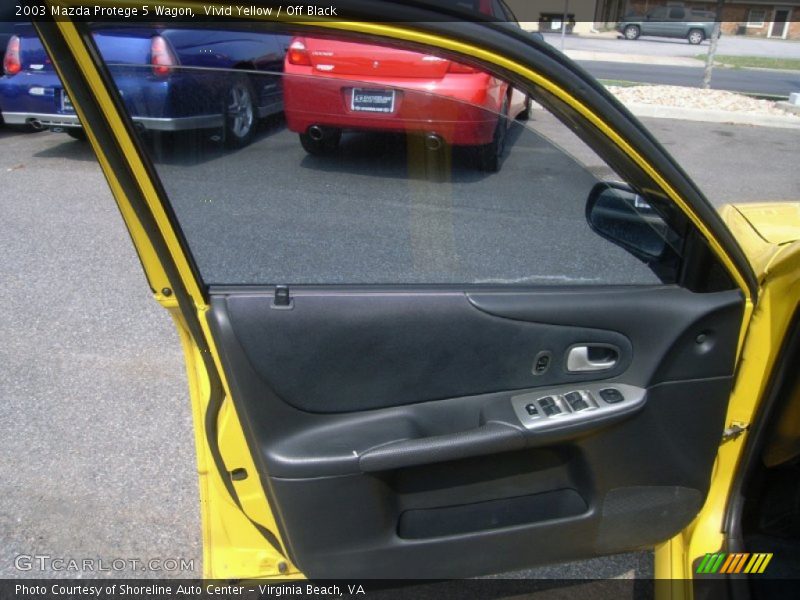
[35,2,795,583]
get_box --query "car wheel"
[687,29,705,45]
[225,74,256,148]
[299,128,342,155]
[517,95,532,121]
[66,128,87,141]
[477,97,508,173]
[623,25,640,40]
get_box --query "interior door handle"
[566,345,618,372]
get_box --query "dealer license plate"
[351,88,396,113]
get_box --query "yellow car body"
[32,1,800,589]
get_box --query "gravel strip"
[607,84,800,118]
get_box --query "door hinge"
[722,421,750,443]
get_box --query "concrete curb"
[623,103,800,128]
[563,49,704,67]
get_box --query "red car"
[282,34,531,171]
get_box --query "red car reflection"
[282,37,529,171]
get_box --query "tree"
[702,0,727,89]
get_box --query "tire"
[477,97,508,173]
[623,25,640,40]
[687,29,705,45]
[66,128,87,141]
[517,95,532,121]
[224,74,256,148]
[299,128,342,155]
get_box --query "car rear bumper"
[283,74,503,146]
[0,70,226,133]
[1,111,223,131]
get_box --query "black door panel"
[221,290,634,413]
[207,286,742,578]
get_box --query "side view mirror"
[585,182,670,262]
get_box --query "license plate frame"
[351,88,396,114]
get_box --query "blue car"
[1,25,290,146]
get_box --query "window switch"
[538,396,554,406]
[543,404,562,416]
[564,391,589,411]
[599,388,624,404]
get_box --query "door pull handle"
[566,345,618,372]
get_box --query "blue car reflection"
[1,25,290,146]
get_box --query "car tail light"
[3,35,21,76]
[287,39,312,66]
[150,35,176,77]
[447,60,480,74]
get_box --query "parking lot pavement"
[547,32,800,60]
[0,128,200,578]
[0,116,797,578]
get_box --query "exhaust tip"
[29,119,44,130]
[425,134,443,152]
[308,125,324,141]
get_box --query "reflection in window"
[87,29,668,287]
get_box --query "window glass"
[668,8,685,19]
[492,0,517,22]
[747,9,766,26]
[87,26,679,287]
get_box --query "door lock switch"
[532,351,551,375]
[599,388,624,404]
[524,403,540,417]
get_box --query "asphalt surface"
[1,115,799,580]
[579,60,800,96]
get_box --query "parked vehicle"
[1,25,290,146]
[0,9,18,127]
[617,6,715,44]
[282,0,535,171]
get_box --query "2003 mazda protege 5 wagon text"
[18,0,800,594]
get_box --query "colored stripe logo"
[697,553,773,574]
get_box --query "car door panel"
[35,5,772,581]
[206,285,742,577]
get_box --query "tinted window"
[92,28,678,287]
